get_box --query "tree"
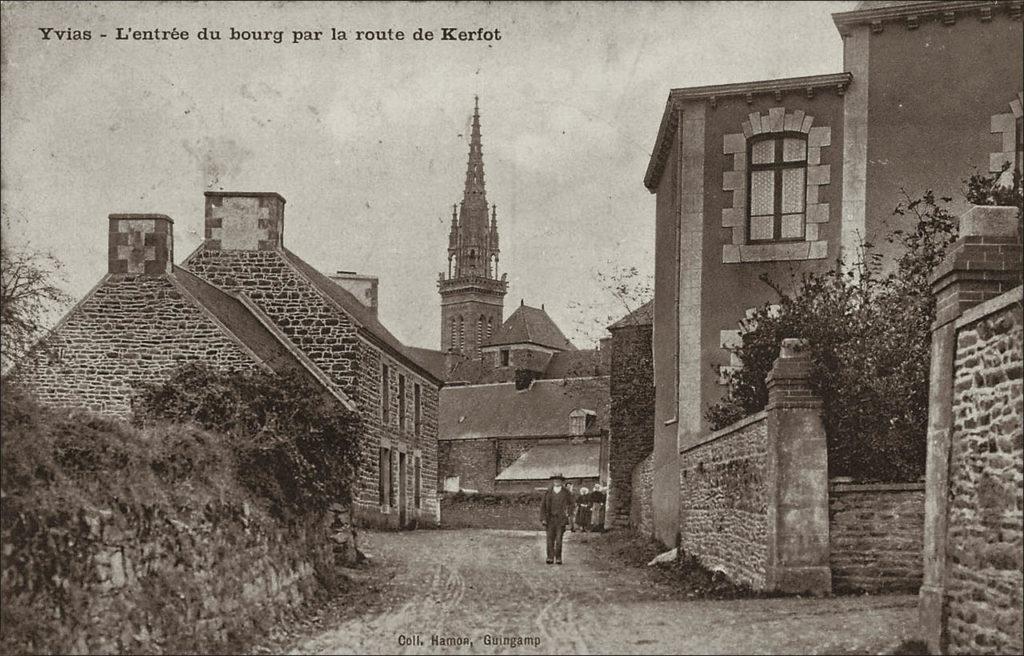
[0,241,71,371]
[705,190,960,481]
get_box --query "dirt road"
[290,529,918,655]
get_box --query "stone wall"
[607,322,655,529]
[439,493,543,530]
[185,250,362,395]
[497,437,538,472]
[944,288,1022,654]
[12,274,260,418]
[919,207,1022,654]
[828,481,925,593]
[438,439,497,494]
[678,412,768,589]
[630,451,654,539]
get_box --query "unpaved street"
[291,529,918,655]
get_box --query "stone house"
[11,194,446,531]
[643,0,1023,546]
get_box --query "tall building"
[438,97,508,358]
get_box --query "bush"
[706,191,959,481]
[0,385,335,654]
[133,363,361,518]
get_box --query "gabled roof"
[444,348,607,384]
[172,267,356,409]
[643,73,851,192]
[439,376,609,440]
[608,300,654,330]
[495,441,601,481]
[281,248,443,385]
[485,304,576,350]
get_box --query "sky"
[1,0,857,350]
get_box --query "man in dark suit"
[540,473,573,564]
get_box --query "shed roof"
[495,441,601,481]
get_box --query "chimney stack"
[108,214,174,274]
[329,271,379,315]
[204,191,286,251]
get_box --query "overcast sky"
[1,1,857,349]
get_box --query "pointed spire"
[463,96,486,205]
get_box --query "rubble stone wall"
[678,412,768,589]
[11,274,260,418]
[944,289,1022,654]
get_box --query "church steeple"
[439,97,508,359]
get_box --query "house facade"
[11,193,445,531]
[645,0,1023,545]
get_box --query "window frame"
[413,383,422,436]
[746,131,809,244]
[381,363,390,424]
[398,373,406,432]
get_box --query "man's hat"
[549,473,566,482]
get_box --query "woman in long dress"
[576,486,591,530]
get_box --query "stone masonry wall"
[12,274,260,418]
[828,482,925,593]
[355,344,440,528]
[185,250,360,395]
[497,438,539,473]
[608,323,655,529]
[2,498,329,654]
[630,451,654,539]
[438,439,497,494]
[945,291,1022,655]
[678,413,768,589]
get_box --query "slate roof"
[608,300,654,330]
[495,441,601,481]
[484,304,576,350]
[281,249,444,384]
[445,347,607,384]
[439,376,609,440]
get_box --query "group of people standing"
[539,474,608,565]
[566,480,606,533]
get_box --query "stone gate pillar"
[920,205,1022,654]
[764,338,832,595]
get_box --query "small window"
[398,374,406,432]
[381,364,390,424]
[444,476,460,493]
[414,383,422,436]
[747,133,807,243]
[500,349,510,366]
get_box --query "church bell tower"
[438,97,508,358]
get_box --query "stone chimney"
[204,192,286,251]
[108,214,173,274]
[329,271,379,315]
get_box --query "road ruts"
[288,529,920,655]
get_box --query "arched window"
[449,318,457,350]
[487,317,493,338]
[457,316,464,351]
[747,133,807,243]
[477,316,485,347]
